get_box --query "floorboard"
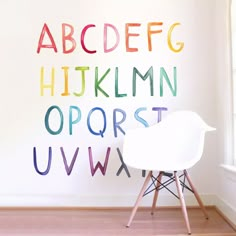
[0,207,235,235]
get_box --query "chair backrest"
[122,110,215,171]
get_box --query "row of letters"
[33,146,148,177]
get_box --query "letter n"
[160,67,177,97]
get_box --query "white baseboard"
[0,193,216,207]
[214,195,236,227]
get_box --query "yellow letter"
[40,67,55,96]
[168,23,184,53]
[61,66,70,96]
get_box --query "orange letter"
[125,23,141,52]
[37,23,57,53]
[147,22,163,51]
[62,23,76,54]
[168,23,184,53]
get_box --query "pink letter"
[37,23,57,53]
[104,23,120,53]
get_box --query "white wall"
[215,0,236,226]
[0,0,233,216]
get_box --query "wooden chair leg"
[151,171,163,215]
[126,171,152,227]
[184,170,209,219]
[174,171,191,235]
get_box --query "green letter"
[132,67,153,96]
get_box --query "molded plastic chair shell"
[123,110,215,171]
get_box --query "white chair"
[122,110,215,235]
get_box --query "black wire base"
[143,171,194,199]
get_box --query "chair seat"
[123,110,215,171]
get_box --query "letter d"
[104,24,120,53]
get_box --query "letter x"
[116,148,131,177]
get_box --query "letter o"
[44,105,64,135]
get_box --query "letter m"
[132,66,154,96]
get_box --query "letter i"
[61,66,70,96]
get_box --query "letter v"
[60,147,79,175]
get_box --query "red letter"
[125,23,141,52]
[37,23,57,53]
[147,22,163,51]
[104,23,120,53]
[62,23,76,54]
[81,24,96,54]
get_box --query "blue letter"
[44,105,63,135]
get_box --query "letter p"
[69,106,81,135]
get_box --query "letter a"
[37,23,58,53]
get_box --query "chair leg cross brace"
[126,170,208,235]
[144,172,193,199]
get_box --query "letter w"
[88,147,111,176]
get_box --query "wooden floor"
[0,207,235,236]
